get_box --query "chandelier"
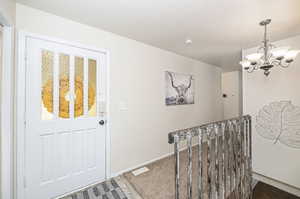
[240,19,299,76]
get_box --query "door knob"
[99,120,105,125]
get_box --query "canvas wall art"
[165,71,194,106]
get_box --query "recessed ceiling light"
[185,39,192,45]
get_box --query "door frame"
[0,17,14,199]
[16,31,111,199]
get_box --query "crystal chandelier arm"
[246,68,255,73]
[271,59,290,68]
[246,64,258,73]
[270,59,280,66]
[279,60,290,68]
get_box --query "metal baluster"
[236,120,240,198]
[229,121,235,195]
[237,120,243,199]
[232,121,236,198]
[229,121,234,196]
[245,118,251,198]
[228,121,233,196]
[232,120,239,199]
[241,118,246,198]
[209,127,216,199]
[226,121,232,195]
[248,117,253,199]
[198,128,203,199]
[174,135,180,199]
[222,122,228,199]
[187,132,193,199]
[230,121,235,197]
[244,118,248,198]
[203,130,209,199]
[238,121,242,198]
[217,124,224,199]
[214,125,220,199]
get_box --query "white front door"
[24,36,107,199]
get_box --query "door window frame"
[16,31,111,199]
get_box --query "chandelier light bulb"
[285,50,300,60]
[271,47,290,59]
[240,60,251,68]
[246,53,263,61]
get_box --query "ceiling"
[17,0,300,71]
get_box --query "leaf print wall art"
[256,101,300,149]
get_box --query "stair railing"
[168,115,252,199]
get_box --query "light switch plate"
[119,101,128,111]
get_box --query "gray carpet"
[62,179,128,199]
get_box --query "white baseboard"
[253,172,300,197]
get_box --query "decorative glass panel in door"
[59,53,70,118]
[88,59,97,117]
[74,56,84,117]
[41,50,54,120]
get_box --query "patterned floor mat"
[62,179,128,199]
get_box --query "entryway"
[17,33,109,199]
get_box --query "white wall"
[222,71,242,119]
[16,4,223,175]
[243,34,300,190]
[0,0,15,25]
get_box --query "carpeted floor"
[124,147,207,199]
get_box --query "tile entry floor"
[61,178,131,199]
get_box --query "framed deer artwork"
[165,71,194,106]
